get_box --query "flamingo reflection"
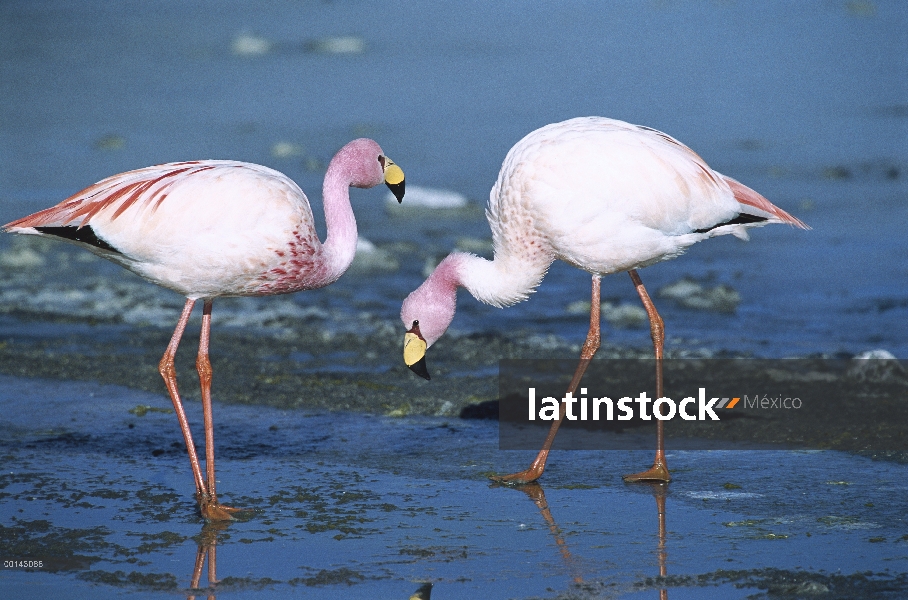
[501,480,671,598]
[187,521,230,600]
[513,483,583,584]
[634,481,669,600]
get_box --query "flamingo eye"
[378,155,385,168]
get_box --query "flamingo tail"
[722,175,810,230]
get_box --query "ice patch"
[232,32,272,56]
[306,36,366,55]
[658,278,741,313]
[270,142,304,158]
[565,300,647,328]
[684,490,763,500]
[386,185,469,210]
[348,238,399,273]
[0,246,46,269]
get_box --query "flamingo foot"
[489,467,543,486]
[623,461,671,483]
[197,493,248,522]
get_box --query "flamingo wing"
[3,161,321,297]
[4,161,223,234]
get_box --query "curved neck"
[403,251,551,347]
[454,251,549,308]
[319,154,358,281]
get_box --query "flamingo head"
[400,254,464,380]
[336,138,405,201]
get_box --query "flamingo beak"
[382,157,405,203]
[404,320,430,380]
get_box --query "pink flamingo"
[4,138,405,520]
[401,117,806,484]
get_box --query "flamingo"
[3,138,405,519]
[400,117,806,484]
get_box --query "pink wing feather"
[634,124,808,231]
[722,175,809,229]
[3,161,217,231]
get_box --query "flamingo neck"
[455,251,548,308]
[402,251,549,347]
[319,153,359,283]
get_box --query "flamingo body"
[402,117,805,346]
[400,117,806,483]
[4,137,405,519]
[9,161,326,297]
[7,139,401,298]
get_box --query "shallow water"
[2,376,907,599]
[0,1,906,597]
[1,0,906,357]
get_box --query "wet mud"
[2,375,907,598]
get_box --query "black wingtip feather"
[34,225,121,253]
[693,213,767,234]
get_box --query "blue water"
[0,3,907,598]
[1,375,906,599]
[1,0,906,357]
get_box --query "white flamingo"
[4,138,405,519]
[400,117,806,484]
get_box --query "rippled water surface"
[1,0,906,357]
[0,1,906,598]
[2,376,908,599]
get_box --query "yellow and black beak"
[381,156,405,203]
[403,320,430,380]
[409,582,432,600]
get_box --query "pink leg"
[158,298,242,521]
[196,299,243,521]
[199,299,217,498]
[623,269,671,482]
[159,299,208,499]
[491,275,602,484]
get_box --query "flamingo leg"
[623,269,671,482]
[159,299,208,499]
[198,299,217,498]
[195,299,243,521]
[492,275,602,484]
